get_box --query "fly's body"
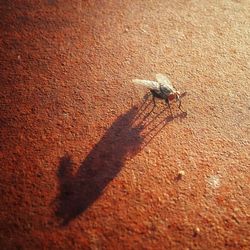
[150,84,172,99]
[133,74,186,114]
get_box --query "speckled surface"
[0,0,249,249]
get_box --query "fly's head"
[168,91,180,102]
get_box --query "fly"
[133,73,186,114]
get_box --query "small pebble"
[193,226,200,236]
[177,170,185,179]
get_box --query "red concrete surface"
[0,0,249,249]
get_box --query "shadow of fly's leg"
[132,93,152,123]
[138,92,156,126]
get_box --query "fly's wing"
[155,73,175,91]
[132,79,159,90]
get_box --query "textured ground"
[0,0,250,249]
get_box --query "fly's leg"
[177,96,184,112]
[150,90,157,109]
[152,95,156,108]
[143,92,151,100]
[178,98,182,110]
[166,99,173,116]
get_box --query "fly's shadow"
[132,93,187,148]
[54,103,186,226]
